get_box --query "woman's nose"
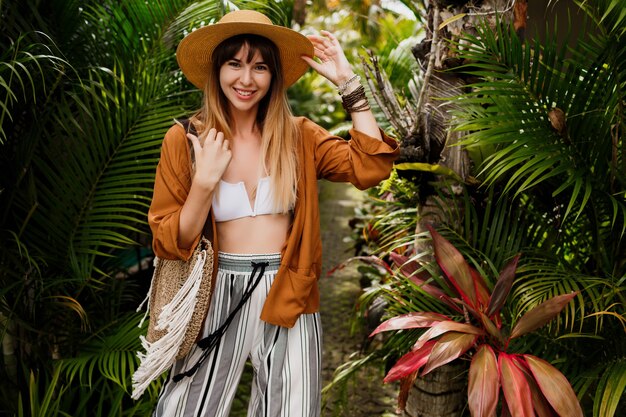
[239,68,252,85]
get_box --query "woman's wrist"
[341,84,371,114]
[340,78,361,96]
[336,72,359,95]
[192,173,219,193]
[336,72,357,85]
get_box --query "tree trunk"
[410,1,513,416]
[364,1,515,414]
[403,361,467,417]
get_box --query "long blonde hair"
[190,34,299,213]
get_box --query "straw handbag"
[131,120,213,399]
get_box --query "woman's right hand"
[187,128,232,190]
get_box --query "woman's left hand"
[302,30,355,86]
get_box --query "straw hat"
[176,10,314,89]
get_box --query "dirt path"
[317,181,397,417]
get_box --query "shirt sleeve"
[303,118,400,189]
[147,124,201,260]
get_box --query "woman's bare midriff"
[216,213,291,254]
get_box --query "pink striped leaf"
[468,345,499,417]
[499,353,534,417]
[470,266,491,310]
[388,252,462,310]
[422,332,477,375]
[517,358,559,417]
[479,312,504,344]
[427,225,477,308]
[383,340,436,383]
[487,254,520,316]
[370,311,450,336]
[510,292,578,339]
[389,252,429,281]
[524,355,583,417]
[412,320,484,351]
[408,275,453,299]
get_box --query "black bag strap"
[171,261,269,382]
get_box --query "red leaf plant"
[371,226,582,417]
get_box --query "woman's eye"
[255,65,269,71]
[228,61,240,68]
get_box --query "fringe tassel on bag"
[131,236,214,400]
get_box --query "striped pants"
[153,252,322,417]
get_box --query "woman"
[148,9,398,417]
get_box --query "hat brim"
[176,21,314,90]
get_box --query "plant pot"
[403,361,467,417]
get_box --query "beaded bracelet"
[341,84,371,113]
[337,74,360,96]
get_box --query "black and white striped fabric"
[153,252,322,417]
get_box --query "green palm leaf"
[594,359,626,417]
[453,15,625,227]
[0,32,68,144]
[49,313,160,415]
[12,0,230,281]
[20,60,184,281]
[569,332,626,417]
[58,313,146,390]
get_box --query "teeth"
[235,89,253,96]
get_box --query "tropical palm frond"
[371,204,420,254]
[0,32,69,144]
[448,182,621,279]
[578,0,626,37]
[163,0,226,43]
[18,58,184,281]
[238,0,294,26]
[58,312,146,390]
[16,0,241,281]
[576,0,626,212]
[592,357,626,417]
[382,36,422,99]
[452,14,625,227]
[512,259,622,333]
[567,330,626,417]
[428,185,542,275]
[363,20,423,135]
[80,0,187,65]
[53,313,161,414]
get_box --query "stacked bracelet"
[337,74,360,96]
[341,84,371,114]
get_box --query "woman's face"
[219,44,272,114]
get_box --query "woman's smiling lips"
[234,88,255,99]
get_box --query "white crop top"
[212,177,281,222]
